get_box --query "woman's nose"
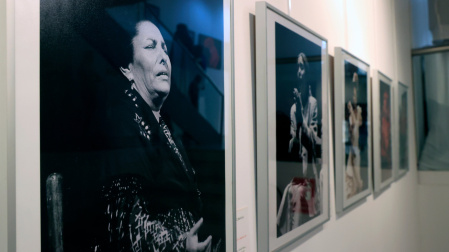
[159,49,169,66]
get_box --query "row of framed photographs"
[334,48,410,213]
[255,2,410,251]
[19,0,410,251]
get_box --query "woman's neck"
[132,82,163,111]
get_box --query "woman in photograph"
[279,53,320,233]
[345,73,363,198]
[97,20,214,252]
[289,53,320,179]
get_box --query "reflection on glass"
[413,50,449,171]
[107,1,224,137]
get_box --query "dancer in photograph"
[285,53,321,220]
[345,73,363,199]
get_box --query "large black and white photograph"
[373,71,393,192]
[40,0,232,251]
[334,48,371,212]
[275,23,323,236]
[255,2,329,251]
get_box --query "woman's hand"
[186,218,212,252]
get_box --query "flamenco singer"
[97,21,214,252]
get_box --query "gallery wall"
[7,0,421,251]
[1,0,8,250]
[234,0,419,251]
[15,0,40,250]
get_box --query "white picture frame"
[15,0,236,251]
[334,47,372,213]
[255,2,330,251]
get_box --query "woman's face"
[131,21,172,108]
[297,54,306,79]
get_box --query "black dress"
[96,84,202,251]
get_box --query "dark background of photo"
[274,22,323,163]
[40,0,226,250]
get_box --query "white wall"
[418,172,449,252]
[1,0,8,250]
[234,0,419,251]
[15,0,40,250]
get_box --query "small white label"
[236,207,249,252]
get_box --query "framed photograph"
[255,2,330,251]
[396,82,409,179]
[38,0,235,251]
[334,47,371,213]
[373,71,394,192]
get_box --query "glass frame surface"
[395,82,409,179]
[255,2,330,251]
[14,0,235,251]
[373,70,394,193]
[334,47,372,213]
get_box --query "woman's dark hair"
[122,20,164,67]
[122,21,145,67]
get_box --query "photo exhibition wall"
[3,0,424,251]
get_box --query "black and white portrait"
[274,22,323,237]
[255,3,329,249]
[40,1,227,251]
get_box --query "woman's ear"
[120,63,134,81]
